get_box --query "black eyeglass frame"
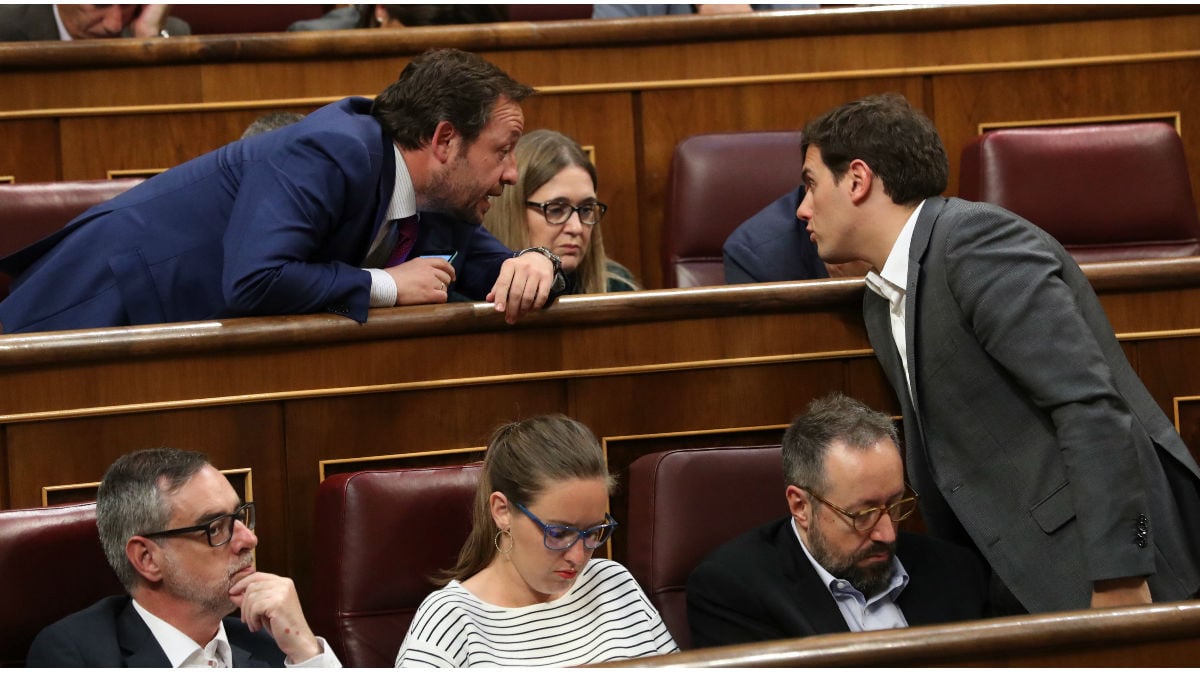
[513,501,618,551]
[802,487,919,532]
[139,502,256,548]
[525,200,608,226]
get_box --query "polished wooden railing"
[595,601,1200,667]
[4,259,1200,602]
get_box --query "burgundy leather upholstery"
[662,130,805,287]
[625,445,785,648]
[0,502,124,667]
[959,121,1200,263]
[310,464,482,668]
[0,178,142,299]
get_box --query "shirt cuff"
[284,636,342,668]
[367,268,397,308]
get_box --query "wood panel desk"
[1,5,1197,286]
[3,258,1200,599]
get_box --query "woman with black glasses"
[483,129,641,294]
[395,415,677,667]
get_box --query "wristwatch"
[516,246,567,293]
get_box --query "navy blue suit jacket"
[722,186,828,284]
[0,97,514,333]
[687,517,989,648]
[26,595,284,667]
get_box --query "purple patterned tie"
[385,214,420,267]
[364,214,420,268]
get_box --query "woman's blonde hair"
[434,414,616,585]
[483,129,618,294]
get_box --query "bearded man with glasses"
[687,393,989,647]
[27,447,341,667]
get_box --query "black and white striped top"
[395,558,678,667]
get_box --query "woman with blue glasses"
[395,415,677,667]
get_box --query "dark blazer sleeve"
[687,518,848,648]
[220,124,384,322]
[0,5,58,41]
[722,187,828,284]
[26,596,163,667]
[895,532,990,624]
[26,621,95,667]
[452,221,514,301]
[687,554,795,647]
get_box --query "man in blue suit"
[0,48,561,333]
[27,447,341,667]
[722,186,829,284]
[723,185,873,284]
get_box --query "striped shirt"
[395,558,678,667]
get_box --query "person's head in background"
[358,4,508,28]
[484,129,633,294]
[437,415,617,603]
[56,3,160,38]
[240,111,306,140]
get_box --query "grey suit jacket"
[0,5,190,41]
[863,197,1200,614]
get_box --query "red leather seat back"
[625,445,785,648]
[0,178,143,299]
[662,131,805,287]
[0,502,124,667]
[959,122,1200,263]
[310,464,481,668]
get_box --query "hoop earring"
[494,528,513,555]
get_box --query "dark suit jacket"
[26,595,283,667]
[722,187,829,284]
[0,97,515,333]
[687,517,989,648]
[0,4,191,40]
[863,197,1200,614]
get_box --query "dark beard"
[807,524,897,598]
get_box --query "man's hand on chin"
[229,572,323,663]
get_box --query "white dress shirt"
[131,599,342,668]
[364,144,418,307]
[132,600,233,668]
[863,200,926,400]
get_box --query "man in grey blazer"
[795,93,1200,614]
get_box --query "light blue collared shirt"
[791,518,910,632]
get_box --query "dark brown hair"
[372,48,534,151]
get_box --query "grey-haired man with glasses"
[27,447,341,667]
[687,393,989,647]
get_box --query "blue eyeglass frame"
[513,502,618,550]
